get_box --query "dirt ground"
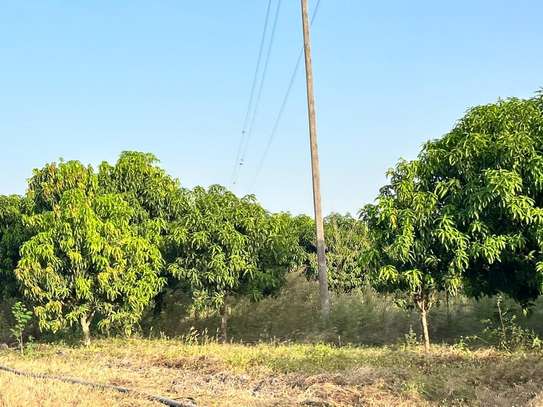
[0,339,542,406]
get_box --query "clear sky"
[1,1,542,215]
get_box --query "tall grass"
[2,272,541,346]
[142,273,543,345]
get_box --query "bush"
[463,296,543,351]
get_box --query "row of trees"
[0,152,310,344]
[1,91,542,350]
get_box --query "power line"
[231,0,274,186]
[238,0,283,170]
[234,0,283,187]
[248,0,323,192]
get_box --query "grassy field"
[0,339,542,406]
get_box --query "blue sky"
[1,1,542,215]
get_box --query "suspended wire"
[248,0,323,192]
[230,0,274,186]
[236,0,284,183]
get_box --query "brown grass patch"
[0,340,542,406]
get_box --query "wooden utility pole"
[300,0,330,318]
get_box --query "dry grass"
[0,339,542,406]
[0,374,157,407]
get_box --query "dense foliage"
[361,160,467,350]
[0,153,302,344]
[420,94,543,305]
[98,151,185,223]
[300,213,369,293]
[1,90,543,349]
[361,91,543,349]
[165,185,300,340]
[16,162,166,345]
[0,195,27,300]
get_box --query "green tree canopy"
[361,160,468,350]
[16,162,165,345]
[98,151,186,223]
[301,213,370,293]
[420,93,543,305]
[0,195,28,299]
[165,185,299,340]
[362,91,543,349]
[27,160,97,212]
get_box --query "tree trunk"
[415,295,431,352]
[420,305,430,352]
[80,314,92,347]
[446,291,451,327]
[220,301,228,344]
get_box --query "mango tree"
[362,160,468,351]
[165,185,298,341]
[98,151,191,316]
[16,161,165,345]
[420,93,543,306]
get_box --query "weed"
[9,302,33,355]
